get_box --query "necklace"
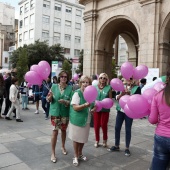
[98,84,104,90]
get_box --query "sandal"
[61,148,67,155]
[79,154,87,161]
[51,157,57,163]
[73,157,79,166]
[94,141,99,148]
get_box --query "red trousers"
[93,112,109,142]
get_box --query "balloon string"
[42,81,50,90]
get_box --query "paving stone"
[0,133,25,143]
[0,144,9,154]
[0,163,31,170]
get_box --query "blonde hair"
[98,73,109,85]
[79,75,92,86]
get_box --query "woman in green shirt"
[47,71,72,163]
[69,75,91,166]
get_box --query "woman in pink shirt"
[149,69,170,170]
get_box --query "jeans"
[41,97,50,118]
[115,111,133,148]
[22,96,28,109]
[151,134,170,170]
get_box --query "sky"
[0,0,20,18]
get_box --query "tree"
[16,48,29,84]
[76,50,83,74]
[111,59,117,78]
[62,59,72,79]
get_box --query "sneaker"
[45,117,48,120]
[34,110,39,114]
[107,146,120,152]
[5,117,12,120]
[25,108,29,110]
[125,149,131,156]
[16,119,23,122]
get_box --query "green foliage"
[62,59,72,78]
[112,59,117,78]
[16,48,29,84]
[10,40,65,69]
[76,50,83,74]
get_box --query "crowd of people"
[0,69,170,170]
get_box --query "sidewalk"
[0,103,154,170]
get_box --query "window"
[24,31,28,40]
[30,14,34,23]
[74,49,80,56]
[20,6,23,15]
[25,2,29,12]
[75,36,80,43]
[20,20,23,28]
[65,34,71,41]
[120,43,126,49]
[64,48,70,54]
[42,30,49,38]
[76,9,82,17]
[43,0,50,8]
[42,15,50,23]
[29,29,34,39]
[19,34,22,41]
[55,4,61,11]
[75,23,81,29]
[54,18,61,25]
[54,32,60,40]
[66,7,72,13]
[65,20,71,27]
[5,57,8,63]
[30,0,35,8]
[24,17,28,26]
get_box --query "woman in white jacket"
[5,77,23,122]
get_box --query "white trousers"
[6,99,21,119]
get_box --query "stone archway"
[94,16,139,78]
[159,12,170,75]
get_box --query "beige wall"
[80,0,170,77]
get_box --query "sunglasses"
[99,77,107,80]
[60,76,67,78]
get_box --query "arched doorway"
[94,16,139,78]
[159,13,170,75]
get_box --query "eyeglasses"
[60,76,67,79]
[99,77,107,80]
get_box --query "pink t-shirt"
[149,91,170,137]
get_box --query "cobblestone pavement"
[0,102,154,170]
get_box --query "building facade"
[0,2,15,69]
[18,0,85,73]
[80,0,170,78]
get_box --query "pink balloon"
[101,98,114,109]
[38,61,51,80]
[95,100,102,112]
[25,71,43,85]
[83,85,98,103]
[119,95,130,109]
[73,74,79,81]
[120,62,134,80]
[127,94,150,114]
[27,83,32,88]
[142,88,157,106]
[124,104,148,119]
[133,65,148,80]
[110,78,125,91]
[30,64,40,73]
[153,82,165,92]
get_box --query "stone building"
[79,0,170,78]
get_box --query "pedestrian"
[107,78,141,156]
[47,71,72,163]
[140,78,147,89]
[52,76,58,84]
[5,77,23,122]
[0,74,5,118]
[68,75,91,166]
[20,81,29,110]
[92,73,112,148]
[148,68,170,170]
[42,77,52,120]
[32,84,42,114]
[2,72,12,116]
